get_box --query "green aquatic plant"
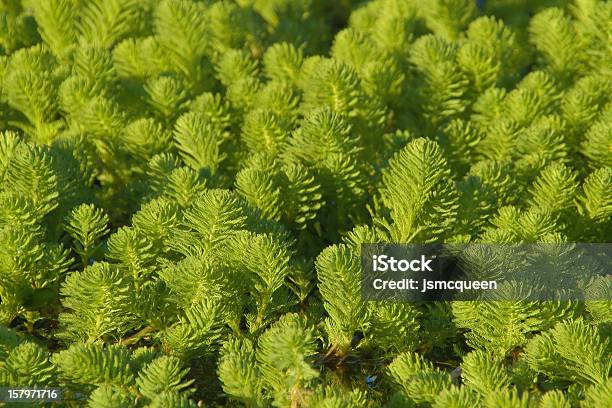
[0,0,610,406]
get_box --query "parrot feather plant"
[0,0,610,407]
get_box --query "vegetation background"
[0,0,610,406]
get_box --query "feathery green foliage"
[0,0,610,406]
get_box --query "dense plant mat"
[0,0,611,406]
